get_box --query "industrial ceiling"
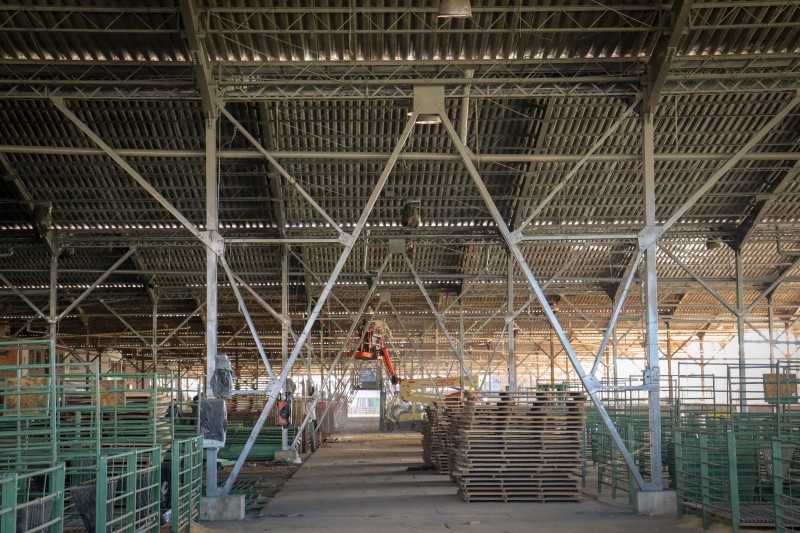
[1,1,799,377]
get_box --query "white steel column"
[735,249,746,411]
[48,235,58,463]
[204,114,220,495]
[507,252,516,391]
[220,114,416,495]
[151,292,158,370]
[642,112,664,489]
[768,294,776,365]
[281,246,289,450]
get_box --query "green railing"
[219,426,298,462]
[771,438,800,533]
[170,436,203,533]
[0,463,66,533]
[0,365,175,480]
[675,420,800,531]
[96,447,162,533]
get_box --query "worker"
[165,401,180,419]
[190,395,199,418]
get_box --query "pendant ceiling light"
[437,0,472,18]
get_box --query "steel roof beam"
[50,97,213,249]
[178,0,216,118]
[3,76,797,101]
[513,96,642,235]
[657,93,800,235]
[644,0,692,114]
[219,106,345,237]
[731,159,800,252]
[402,250,477,390]
[6,145,800,164]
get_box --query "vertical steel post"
[281,246,289,450]
[507,252,516,390]
[549,328,556,384]
[735,249,746,412]
[49,235,58,464]
[767,294,776,365]
[459,304,465,390]
[204,114,220,495]
[642,112,664,489]
[699,433,710,529]
[727,432,740,529]
[612,323,619,384]
[152,293,158,370]
[667,324,674,401]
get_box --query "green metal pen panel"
[0,463,66,533]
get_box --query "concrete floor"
[203,418,705,533]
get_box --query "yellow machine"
[345,322,477,431]
[383,374,477,431]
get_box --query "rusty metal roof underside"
[0,1,799,374]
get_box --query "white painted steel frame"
[218,113,418,495]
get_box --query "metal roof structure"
[0,0,799,380]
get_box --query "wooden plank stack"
[421,398,465,473]
[421,418,432,464]
[451,390,586,502]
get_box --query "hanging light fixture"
[408,112,442,125]
[437,0,472,18]
[402,199,422,229]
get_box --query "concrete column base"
[199,495,246,521]
[274,449,302,464]
[634,490,677,516]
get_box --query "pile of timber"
[451,390,586,502]
[426,397,466,473]
[421,418,432,464]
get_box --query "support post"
[642,111,664,490]
[549,328,556,385]
[666,324,674,401]
[735,249,746,412]
[507,252,516,391]
[768,294,776,365]
[204,114,220,496]
[48,234,58,464]
[281,246,289,451]
[152,291,158,370]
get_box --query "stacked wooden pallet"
[421,398,467,470]
[451,390,586,502]
[421,418,432,464]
